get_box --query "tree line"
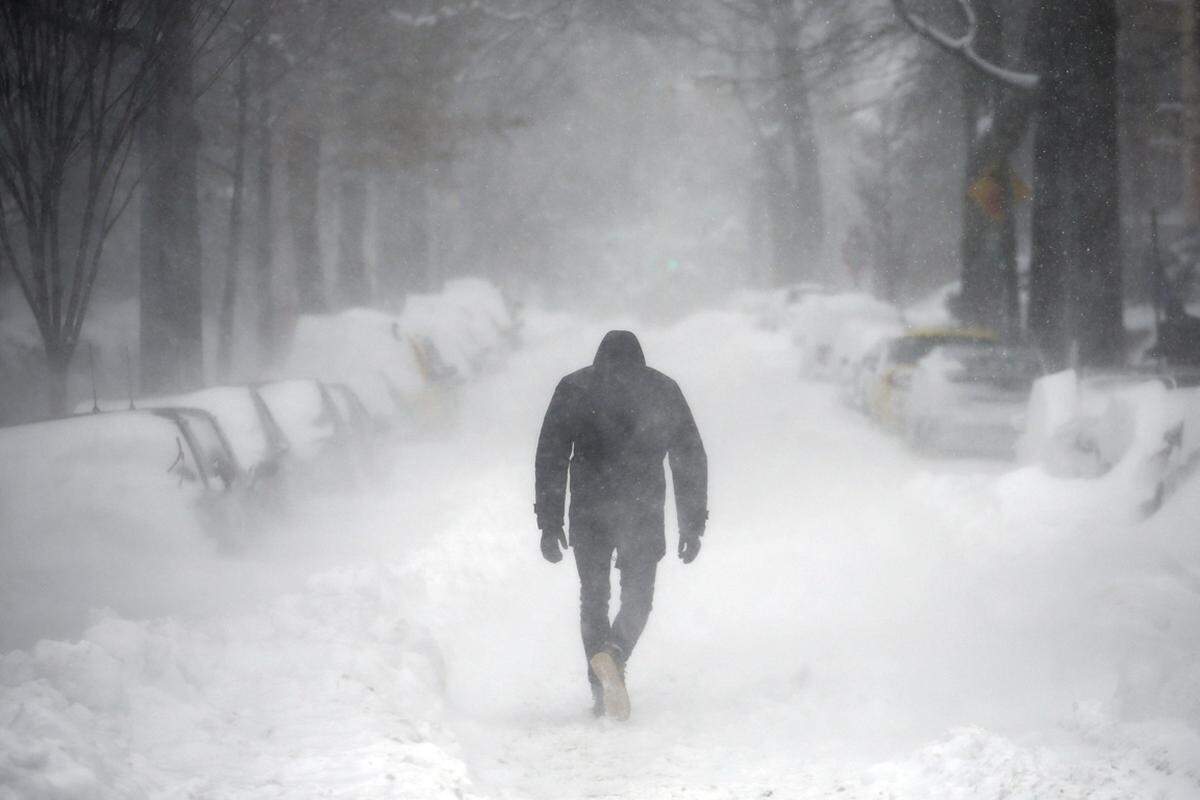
[0,0,1190,421]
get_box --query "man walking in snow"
[535,330,708,720]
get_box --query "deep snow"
[4,309,1200,798]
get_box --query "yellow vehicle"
[866,327,998,429]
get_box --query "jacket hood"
[593,330,646,369]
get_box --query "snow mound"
[0,413,214,650]
[0,567,479,799]
[784,292,902,378]
[1017,370,1200,517]
[282,279,514,418]
[903,281,960,329]
[400,279,512,378]
[866,722,1200,798]
[284,307,424,417]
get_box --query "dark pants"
[573,532,658,689]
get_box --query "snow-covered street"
[5,312,1200,798]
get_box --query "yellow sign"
[969,168,1031,221]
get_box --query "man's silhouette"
[535,330,707,720]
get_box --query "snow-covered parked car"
[327,382,378,440]
[284,308,425,423]
[255,378,370,490]
[255,379,350,462]
[1020,368,1200,516]
[865,327,998,429]
[77,386,290,487]
[831,318,906,388]
[436,277,516,370]
[837,322,906,410]
[903,342,1043,456]
[156,407,244,490]
[786,292,902,379]
[0,409,242,542]
[842,339,887,412]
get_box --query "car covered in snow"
[843,339,884,412]
[865,327,999,429]
[902,342,1044,456]
[155,407,244,490]
[77,386,291,488]
[254,379,351,462]
[787,292,903,379]
[1019,367,1200,515]
[327,382,377,440]
[0,409,243,541]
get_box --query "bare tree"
[139,0,204,394]
[0,0,169,415]
[637,0,897,286]
[209,0,277,380]
[215,51,249,381]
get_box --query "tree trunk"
[252,44,276,370]
[139,0,204,395]
[1182,0,1200,223]
[217,54,249,381]
[285,114,325,314]
[45,341,70,419]
[398,165,431,293]
[374,171,405,306]
[336,167,368,307]
[780,68,824,276]
[957,0,1019,334]
[771,0,824,281]
[1029,0,1123,368]
[761,136,791,287]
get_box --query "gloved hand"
[678,530,702,564]
[540,527,568,563]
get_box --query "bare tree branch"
[891,0,1038,90]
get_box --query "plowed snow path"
[415,315,1199,798]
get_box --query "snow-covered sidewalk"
[5,311,1200,798]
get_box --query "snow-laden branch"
[891,0,1039,91]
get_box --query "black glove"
[540,527,568,563]
[678,530,702,564]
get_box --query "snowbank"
[0,567,478,799]
[902,281,959,329]
[1018,370,1200,517]
[784,291,902,378]
[400,279,512,379]
[0,413,212,651]
[283,307,423,418]
[282,279,514,420]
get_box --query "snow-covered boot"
[590,682,604,718]
[589,646,630,721]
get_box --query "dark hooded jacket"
[534,331,708,564]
